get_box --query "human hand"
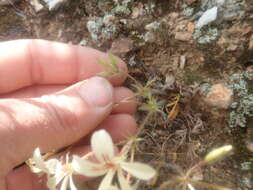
[0,40,137,190]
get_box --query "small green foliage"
[131,79,155,99]
[98,54,121,77]
[229,72,253,127]
[139,94,163,114]
[132,79,164,115]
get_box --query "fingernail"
[79,77,113,108]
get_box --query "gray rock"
[43,0,68,11]
[199,0,245,22]
[30,0,44,12]
[196,7,218,29]
[175,32,192,41]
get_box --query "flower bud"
[204,145,233,164]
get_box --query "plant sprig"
[98,54,123,77]
[158,145,233,190]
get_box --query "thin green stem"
[136,111,153,137]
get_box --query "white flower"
[28,148,77,190]
[27,147,58,175]
[47,154,78,190]
[72,130,156,190]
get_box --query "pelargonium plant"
[28,130,156,190]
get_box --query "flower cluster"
[28,130,156,190]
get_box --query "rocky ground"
[1,0,253,189]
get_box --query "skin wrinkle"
[0,64,11,94]
[1,99,52,169]
[38,92,102,147]
[27,97,78,139]
[0,104,27,175]
[0,85,67,99]
[18,98,80,153]
[39,94,82,149]
[73,46,81,83]
[0,96,88,174]
[27,40,43,85]
[32,85,42,97]
[4,97,82,163]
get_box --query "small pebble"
[204,84,233,109]
[165,74,175,88]
[249,35,253,50]
[79,39,88,47]
[179,55,186,69]
[129,56,137,67]
[175,32,192,41]
[109,38,133,55]
[30,0,44,12]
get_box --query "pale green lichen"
[228,72,253,127]
[193,27,219,44]
[112,5,131,16]
[182,7,194,17]
[241,161,252,171]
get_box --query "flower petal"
[60,177,68,190]
[72,155,108,177]
[69,175,78,190]
[107,185,119,190]
[33,148,43,161]
[91,130,115,163]
[120,162,156,180]
[98,169,116,190]
[32,148,48,172]
[55,162,65,185]
[187,184,196,190]
[45,159,59,174]
[29,167,42,173]
[47,176,57,190]
[117,169,133,190]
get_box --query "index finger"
[0,40,128,94]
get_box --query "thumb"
[0,77,114,174]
